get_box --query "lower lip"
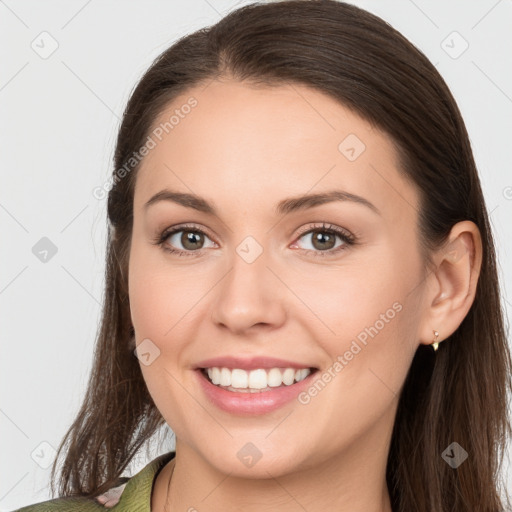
[195,368,318,415]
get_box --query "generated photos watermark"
[297,301,403,405]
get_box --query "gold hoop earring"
[431,330,440,351]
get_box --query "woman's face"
[128,79,428,477]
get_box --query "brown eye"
[309,230,337,251]
[155,224,217,256]
[291,223,356,258]
[179,231,205,250]
[296,228,346,253]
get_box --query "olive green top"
[12,451,176,512]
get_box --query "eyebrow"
[144,189,381,216]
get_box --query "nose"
[210,250,287,335]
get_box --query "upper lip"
[194,356,317,371]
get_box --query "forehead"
[134,79,419,224]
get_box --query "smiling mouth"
[198,366,319,393]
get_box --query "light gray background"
[1,0,511,509]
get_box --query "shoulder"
[11,479,129,511]
[11,495,109,511]
[12,451,176,512]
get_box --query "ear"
[417,220,483,348]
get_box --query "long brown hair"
[50,1,512,510]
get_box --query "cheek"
[128,249,195,424]
[128,240,199,337]
[289,252,402,340]
[129,273,174,338]
[290,248,418,387]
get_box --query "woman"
[14,0,511,511]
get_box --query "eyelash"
[151,222,357,258]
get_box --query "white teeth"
[282,368,296,385]
[267,368,283,387]
[204,367,312,390]
[219,367,231,386]
[231,369,248,388]
[248,369,267,389]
